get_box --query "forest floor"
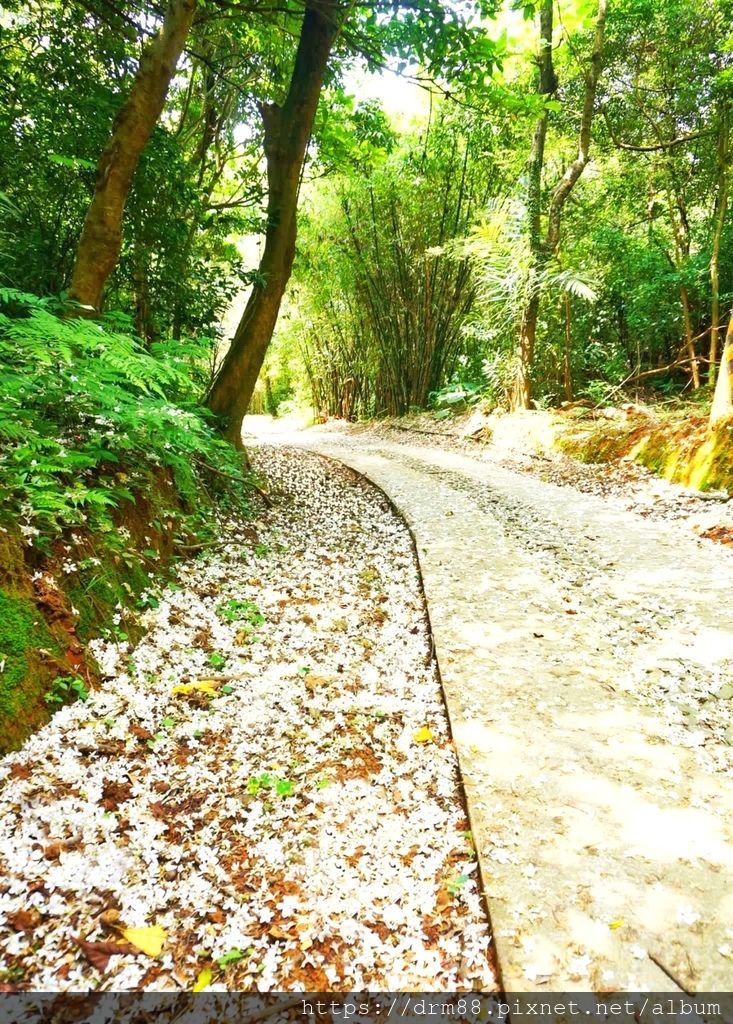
[245,415,733,993]
[0,448,495,992]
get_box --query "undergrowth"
[0,289,249,549]
[0,289,253,751]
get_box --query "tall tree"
[512,0,556,411]
[709,96,730,384]
[206,0,342,444]
[513,0,608,409]
[68,0,197,312]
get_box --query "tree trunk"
[132,246,154,343]
[710,310,733,424]
[512,0,555,411]
[513,0,607,411]
[563,293,573,400]
[709,99,730,385]
[665,188,700,390]
[545,0,608,254]
[206,0,341,445]
[680,283,701,389]
[264,372,276,417]
[68,0,197,312]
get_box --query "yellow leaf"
[193,966,213,991]
[413,727,434,744]
[171,682,217,697]
[301,937,313,951]
[120,925,167,956]
[608,919,625,930]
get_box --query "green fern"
[0,290,250,549]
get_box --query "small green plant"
[446,873,470,897]
[0,290,252,551]
[217,598,265,626]
[44,675,89,707]
[429,378,483,410]
[146,732,166,750]
[216,949,244,969]
[208,652,227,669]
[247,773,295,798]
[461,831,477,859]
[579,378,617,406]
[254,543,270,558]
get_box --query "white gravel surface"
[0,447,495,993]
[271,420,733,991]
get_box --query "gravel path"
[0,447,495,992]
[262,420,733,993]
[334,414,733,531]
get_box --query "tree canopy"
[0,0,732,432]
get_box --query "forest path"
[246,418,733,994]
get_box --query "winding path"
[249,419,733,994]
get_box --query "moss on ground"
[0,468,228,754]
[0,589,60,729]
[557,410,733,492]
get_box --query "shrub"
[0,289,248,550]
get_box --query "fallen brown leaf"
[130,723,154,742]
[7,908,41,932]
[74,936,137,972]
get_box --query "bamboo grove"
[1,0,733,437]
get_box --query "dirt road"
[253,419,733,993]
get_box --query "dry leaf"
[130,722,154,741]
[171,682,217,697]
[7,909,41,932]
[413,727,434,744]
[120,925,167,956]
[193,966,213,991]
[304,674,333,691]
[74,936,136,972]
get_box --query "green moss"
[0,589,58,735]
[557,413,733,493]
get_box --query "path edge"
[290,443,507,996]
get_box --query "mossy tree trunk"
[709,99,730,386]
[68,0,197,313]
[710,310,733,424]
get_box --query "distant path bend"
[249,421,733,994]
